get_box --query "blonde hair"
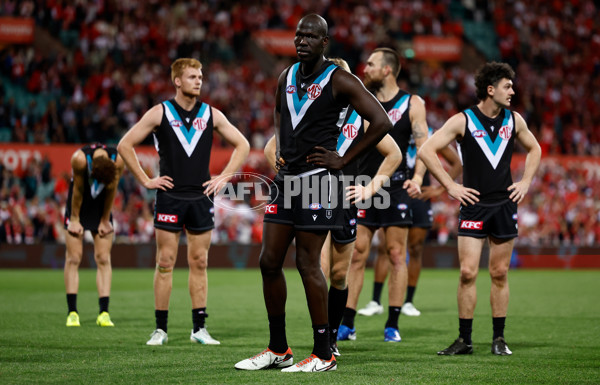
[329,57,350,73]
[170,58,202,83]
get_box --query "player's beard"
[364,78,384,94]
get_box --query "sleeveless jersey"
[153,99,213,197]
[458,105,516,203]
[406,127,433,186]
[336,106,365,177]
[359,90,412,184]
[65,143,118,227]
[277,60,345,179]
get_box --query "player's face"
[178,67,203,97]
[491,78,515,108]
[294,21,327,62]
[363,52,386,90]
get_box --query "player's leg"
[438,235,484,355]
[382,225,409,342]
[328,239,354,354]
[320,232,332,281]
[403,226,428,316]
[64,230,83,326]
[358,228,387,316]
[92,232,114,326]
[186,229,220,345]
[339,224,375,340]
[489,235,514,355]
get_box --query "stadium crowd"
[0,0,598,246]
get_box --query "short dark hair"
[373,47,400,78]
[91,156,117,185]
[474,62,515,101]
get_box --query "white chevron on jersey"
[85,153,105,199]
[465,109,513,170]
[163,101,211,157]
[337,109,362,156]
[387,94,410,125]
[286,63,337,130]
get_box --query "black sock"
[385,306,401,329]
[493,317,506,340]
[341,307,356,329]
[372,282,384,304]
[99,297,109,314]
[267,314,288,353]
[312,324,331,360]
[405,286,416,304]
[67,294,77,313]
[328,287,348,343]
[459,318,473,345]
[155,310,168,333]
[192,308,207,333]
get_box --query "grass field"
[1,268,599,384]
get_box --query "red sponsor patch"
[265,204,277,214]
[307,84,322,100]
[193,118,207,131]
[357,209,366,218]
[157,213,178,223]
[388,109,403,124]
[460,220,483,230]
[499,125,512,140]
[343,124,358,140]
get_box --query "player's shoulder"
[71,149,87,171]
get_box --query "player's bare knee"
[65,252,82,266]
[94,253,111,267]
[459,268,477,284]
[489,267,508,283]
[189,254,208,271]
[156,263,173,274]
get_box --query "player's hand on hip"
[346,184,371,204]
[508,181,529,204]
[306,146,344,170]
[203,174,230,197]
[98,220,114,238]
[145,175,174,191]
[403,179,422,198]
[418,185,443,201]
[67,220,84,236]
[275,157,286,171]
[447,183,480,206]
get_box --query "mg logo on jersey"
[265,204,277,214]
[460,220,483,230]
[157,214,178,223]
[499,125,512,140]
[286,85,296,94]
[307,84,322,100]
[343,124,358,140]
[473,130,487,138]
[193,118,207,131]
[357,209,366,218]
[170,120,183,129]
[388,109,403,124]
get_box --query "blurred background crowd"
[1,0,599,246]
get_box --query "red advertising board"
[0,17,34,44]
[413,36,462,62]
[253,29,297,56]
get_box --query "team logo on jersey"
[349,219,356,226]
[342,124,358,140]
[265,204,278,214]
[388,109,403,124]
[326,210,332,219]
[357,209,366,218]
[309,203,322,210]
[499,125,512,140]
[193,118,207,131]
[512,213,518,220]
[397,203,408,210]
[157,214,178,223]
[210,207,215,214]
[286,85,296,94]
[307,84,322,100]
[460,220,483,230]
[170,120,183,129]
[473,130,487,138]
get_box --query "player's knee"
[188,253,208,271]
[489,267,508,282]
[94,253,111,267]
[156,263,173,274]
[408,244,423,260]
[459,267,477,284]
[259,252,281,276]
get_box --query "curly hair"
[91,156,117,185]
[474,62,515,101]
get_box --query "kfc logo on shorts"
[499,125,512,140]
[473,130,487,138]
[357,209,366,218]
[460,220,483,230]
[388,109,403,124]
[286,85,296,94]
[193,118,207,131]
[170,120,183,129]
[343,124,358,140]
[309,203,322,210]
[307,84,322,100]
[265,204,278,214]
[157,213,178,223]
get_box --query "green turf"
[0,268,599,384]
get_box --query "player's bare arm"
[507,112,541,203]
[67,150,86,236]
[117,104,174,191]
[404,95,428,197]
[202,107,250,196]
[419,144,462,201]
[98,155,124,238]
[307,69,392,169]
[418,113,480,206]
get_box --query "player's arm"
[418,113,480,205]
[508,112,541,203]
[419,144,462,201]
[67,150,86,236]
[98,154,125,237]
[404,95,428,197]
[307,70,392,169]
[346,133,401,203]
[117,105,173,191]
[203,107,250,196]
